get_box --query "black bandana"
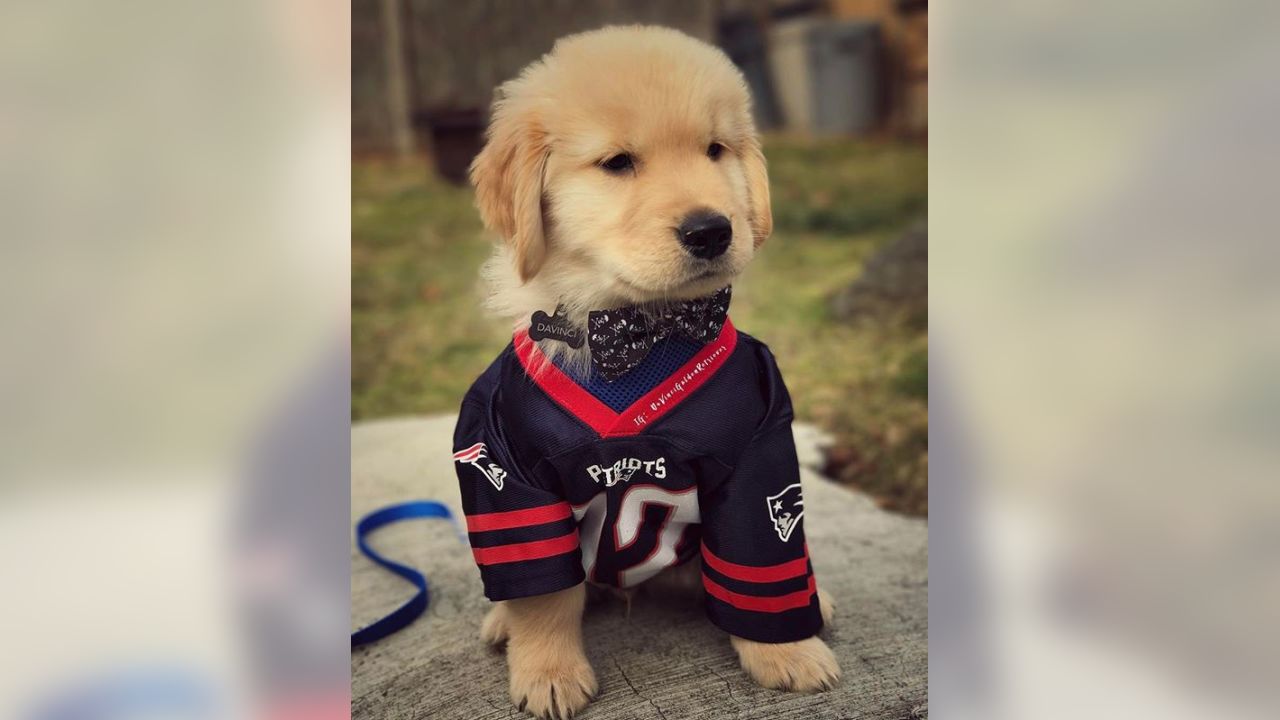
[586,286,731,381]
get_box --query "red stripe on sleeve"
[465,502,573,533]
[702,574,817,614]
[700,542,810,583]
[471,529,580,566]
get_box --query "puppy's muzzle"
[677,210,732,260]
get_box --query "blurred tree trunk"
[379,0,417,161]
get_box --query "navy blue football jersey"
[452,319,823,644]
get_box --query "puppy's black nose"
[677,211,732,260]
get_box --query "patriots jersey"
[452,319,823,644]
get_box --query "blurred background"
[5,1,1277,719]
[351,0,930,515]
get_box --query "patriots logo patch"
[453,442,507,491]
[766,483,804,542]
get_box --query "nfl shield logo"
[765,483,805,542]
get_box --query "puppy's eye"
[601,153,634,173]
[706,142,724,160]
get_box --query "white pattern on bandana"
[586,286,731,381]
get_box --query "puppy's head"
[470,26,771,305]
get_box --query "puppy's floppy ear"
[470,87,549,282]
[742,135,773,248]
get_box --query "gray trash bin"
[769,18,882,135]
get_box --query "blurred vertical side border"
[932,1,1280,718]
[0,1,351,719]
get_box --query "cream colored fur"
[482,584,596,718]
[471,25,771,378]
[468,25,838,718]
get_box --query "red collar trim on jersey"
[514,318,739,438]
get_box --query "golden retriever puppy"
[462,25,839,719]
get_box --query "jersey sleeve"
[454,388,584,601]
[697,346,823,643]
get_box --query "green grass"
[353,137,928,515]
[351,162,507,419]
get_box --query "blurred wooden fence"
[353,0,715,163]
[354,0,927,175]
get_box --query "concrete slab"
[352,415,927,719]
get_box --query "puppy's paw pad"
[509,656,597,719]
[732,635,841,693]
[480,604,510,646]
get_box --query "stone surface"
[830,222,927,324]
[352,415,927,719]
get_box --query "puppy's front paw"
[817,588,836,626]
[508,645,597,719]
[731,635,840,693]
[480,602,510,646]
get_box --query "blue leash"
[351,500,464,647]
